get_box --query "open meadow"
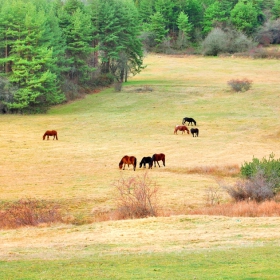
[1,54,280,278]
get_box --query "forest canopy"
[0,0,279,113]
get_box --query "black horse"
[190,128,199,137]
[182,117,196,126]
[139,156,153,169]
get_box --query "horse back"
[152,153,165,160]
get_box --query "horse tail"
[182,118,185,125]
[134,157,137,171]
[197,129,199,136]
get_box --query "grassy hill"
[1,54,280,278]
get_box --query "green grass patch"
[0,246,279,279]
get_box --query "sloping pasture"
[1,54,279,213]
[1,54,280,277]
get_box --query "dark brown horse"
[191,128,199,137]
[139,156,153,169]
[152,153,165,168]
[119,155,137,171]
[174,125,189,134]
[43,130,58,140]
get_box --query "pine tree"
[177,11,192,48]
[56,0,95,84]
[230,0,258,35]
[149,12,168,44]
[272,0,280,19]
[93,0,144,82]
[0,0,64,112]
[203,1,228,35]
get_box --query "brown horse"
[43,130,58,140]
[152,153,165,168]
[174,125,189,134]
[119,155,137,171]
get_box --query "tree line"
[1,0,280,113]
[135,0,280,49]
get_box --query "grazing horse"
[174,125,189,134]
[119,155,137,171]
[191,128,199,137]
[152,153,165,168]
[139,157,153,169]
[43,130,58,140]
[182,117,196,126]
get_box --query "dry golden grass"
[190,200,280,217]
[1,215,280,260]
[1,54,280,259]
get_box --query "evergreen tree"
[154,0,176,31]
[272,0,280,19]
[92,0,144,82]
[203,1,228,35]
[0,0,64,112]
[230,0,259,35]
[149,12,168,44]
[185,0,204,41]
[138,0,155,23]
[56,0,95,84]
[177,11,192,48]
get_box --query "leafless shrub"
[227,78,252,92]
[222,170,274,202]
[0,199,62,229]
[113,172,160,219]
[205,186,222,206]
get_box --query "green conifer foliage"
[0,0,64,113]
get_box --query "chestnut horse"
[139,156,153,169]
[43,130,58,140]
[191,128,199,137]
[119,155,137,171]
[152,153,165,168]
[174,125,189,134]
[182,117,196,126]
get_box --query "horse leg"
[156,161,161,167]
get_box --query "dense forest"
[0,0,279,113]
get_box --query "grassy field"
[1,54,280,278]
